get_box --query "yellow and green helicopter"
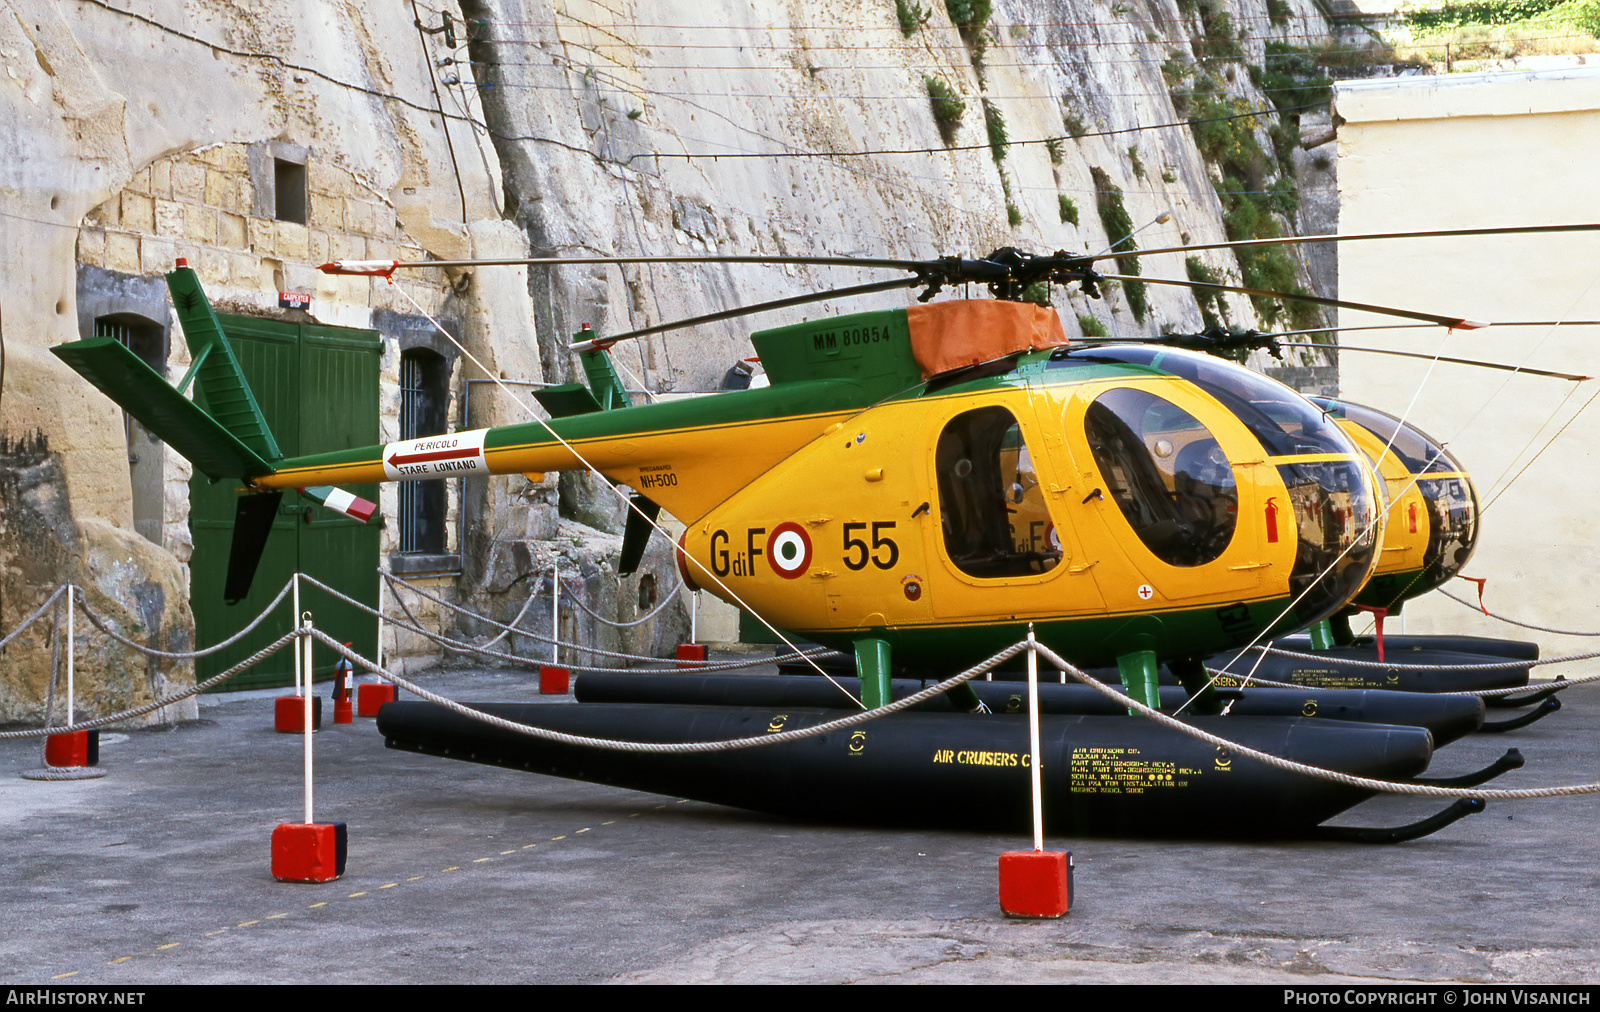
[53,231,1574,715]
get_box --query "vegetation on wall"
[1058,195,1078,226]
[1090,167,1147,322]
[1193,0,1245,61]
[1185,256,1229,330]
[925,76,966,144]
[983,100,1008,163]
[1000,174,1022,227]
[945,0,993,72]
[896,0,929,35]
[1077,313,1108,338]
[1162,44,1331,330]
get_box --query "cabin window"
[1083,387,1238,567]
[936,406,1061,579]
[398,348,449,554]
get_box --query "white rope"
[1030,642,1600,801]
[71,579,295,659]
[382,280,864,706]
[0,630,303,739]
[560,570,684,627]
[0,585,68,650]
[1442,587,1600,637]
[311,571,838,674]
[321,627,1019,753]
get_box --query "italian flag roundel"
[767,522,812,579]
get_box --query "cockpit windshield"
[1051,345,1350,457]
[1308,397,1465,475]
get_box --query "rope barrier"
[1031,642,1600,801]
[561,571,683,627]
[1,629,303,739]
[0,585,67,651]
[316,628,1017,753]
[1442,588,1600,637]
[314,572,835,674]
[11,592,1600,803]
[379,570,681,663]
[306,630,1600,801]
[8,566,1598,800]
[1247,642,1600,673]
[72,579,295,660]
[1205,667,1597,698]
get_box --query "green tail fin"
[575,325,632,411]
[166,265,283,462]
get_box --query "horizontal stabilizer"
[51,337,274,479]
[532,383,604,418]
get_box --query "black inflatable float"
[378,701,1481,841]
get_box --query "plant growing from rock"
[983,100,1008,163]
[1058,194,1079,226]
[896,0,929,36]
[925,76,965,144]
[1091,166,1148,322]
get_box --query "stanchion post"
[998,626,1072,919]
[375,574,386,681]
[302,611,314,824]
[66,583,75,727]
[1027,626,1043,853]
[292,572,303,697]
[271,607,346,884]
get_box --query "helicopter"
[49,230,1595,839]
[48,232,1588,713]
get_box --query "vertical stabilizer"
[166,263,283,462]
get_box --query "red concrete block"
[675,643,708,669]
[356,682,396,717]
[271,822,347,883]
[539,665,570,695]
[274,695,323,733]
[44,730,98,768]
[998,850,1072,918]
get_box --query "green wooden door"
[190,316,381,689]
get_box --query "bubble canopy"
[1049,344,1382,627]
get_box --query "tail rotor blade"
[225,492,283,605]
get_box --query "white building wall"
[1336,68,1600,655]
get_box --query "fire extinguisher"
[332,643,355,724]
[1264,496,1280,544]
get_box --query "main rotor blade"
[1271,320,1600,338]
[569,277,923,351]
[1098,273,1488,329]
[322,253,932,276]
[1128,223,1600,262]
[1279,342,1592,382]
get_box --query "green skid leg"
[1116,649,1161,715]
[1308,619,1335,651]
[855,638,893,709]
